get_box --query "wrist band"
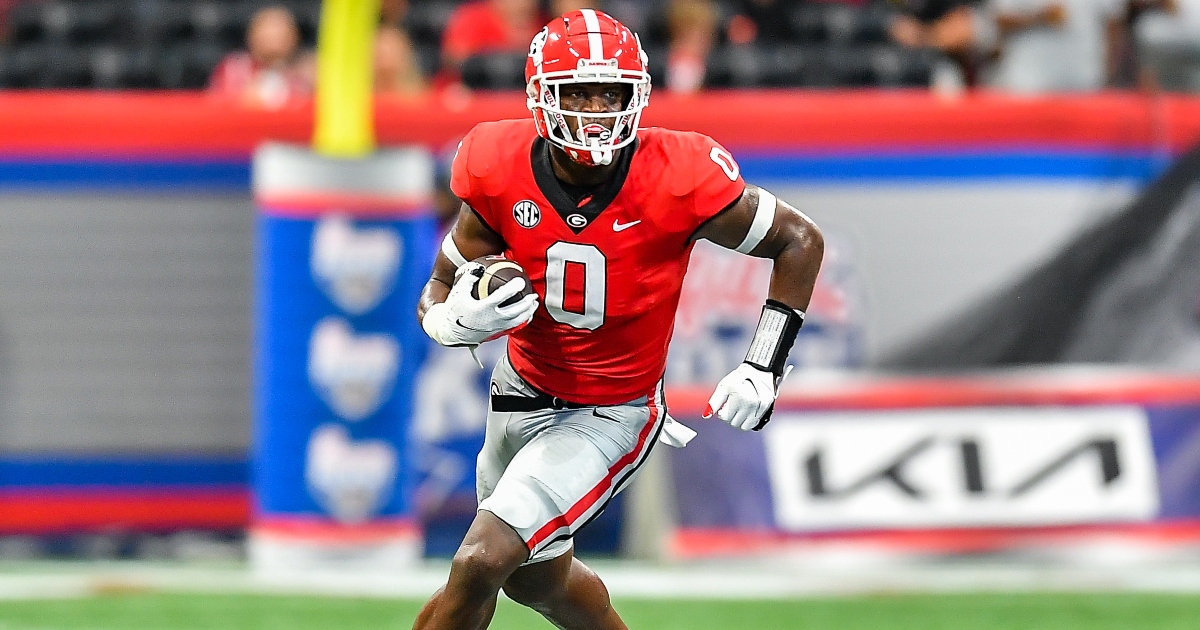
[744,299,805,377]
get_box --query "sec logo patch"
[513,200,541,228]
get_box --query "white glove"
[704,363,789,431]
[422,263,539,347]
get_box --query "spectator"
[889,0,980,47]
[974,0,1124,93]
[438,0,543,85]
[381,0,409,26]
[1140,0,1200,90]
[0,0,26,42]
[551,1,653,40]
[375,24,427,96]
[552,0,604,14]
[1117,0,1183,88]
[726,0,794,46]
[888,0,982,84]
[666,0,719,93]
[208,6,314,108]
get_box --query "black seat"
[642,44,669,88]
[788,4,828,44]
[121,45,166,88]
[823,45,876,87]
[13,44,92,87]
[0,46,11,88]
[74,1,123,45]
[187,1,244,46]
[706,46,768,88]
[403,1,457,47]
[4,44,41,87]
[17,1,121,46]
[86,44,161,89]
[413,43,441,79]
[764,44,811,87]
[855,6,894,45]
[822,4,861,46]
[125,0,194,46]
[870,46,937,87]
[88,45,128,88]
[461,52,527,90]
[160,41,227,89]
[7,3,46,45]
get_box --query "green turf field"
[0,593,1197,629]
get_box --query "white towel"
[658,413,696,448]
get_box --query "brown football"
[468,255,533,307]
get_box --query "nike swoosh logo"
[612,219,641,232]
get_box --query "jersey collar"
[531,136,638,235]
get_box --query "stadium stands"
[0,0,939,90]
[0,0,321,88]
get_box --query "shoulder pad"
[464,120,532,198]
[643,128,707,198]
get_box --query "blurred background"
[2,0,1200,627]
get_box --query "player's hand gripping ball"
[424,256,538,348]
[464,255,535,307]
[441,255,537,343]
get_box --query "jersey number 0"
[545,242,606,330]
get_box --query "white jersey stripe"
[580,9,604,61]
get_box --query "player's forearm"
[417,252,458,324]
[417,278,452,325]
[766,213,824,312]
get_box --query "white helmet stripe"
[580,9,603,61]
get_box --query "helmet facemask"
[527,61,651,167]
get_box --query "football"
[467,255,533,307]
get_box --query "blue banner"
[254,211,436,524]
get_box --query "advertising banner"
[251,143,435,570]
[764,407,1159,530]
[667,376,1200,558]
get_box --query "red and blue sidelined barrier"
[1,90,1199,537]
[0,91,1197,187]
[0,457,247,533]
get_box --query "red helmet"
[525,9,651,167]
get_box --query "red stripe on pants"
[525,388,661,551]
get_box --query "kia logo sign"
[763,407,1160,531]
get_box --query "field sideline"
[2,559,1200,629]
[0,593,1199,629]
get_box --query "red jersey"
[451,119,745,405]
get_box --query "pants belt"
[491,392,591,412]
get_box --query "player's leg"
[414,356,532,630]
[411,509,528,630]
[480,384,665,627]
[502,547,628,630]
[411,587,496,630]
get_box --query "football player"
[414,9,824,630]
